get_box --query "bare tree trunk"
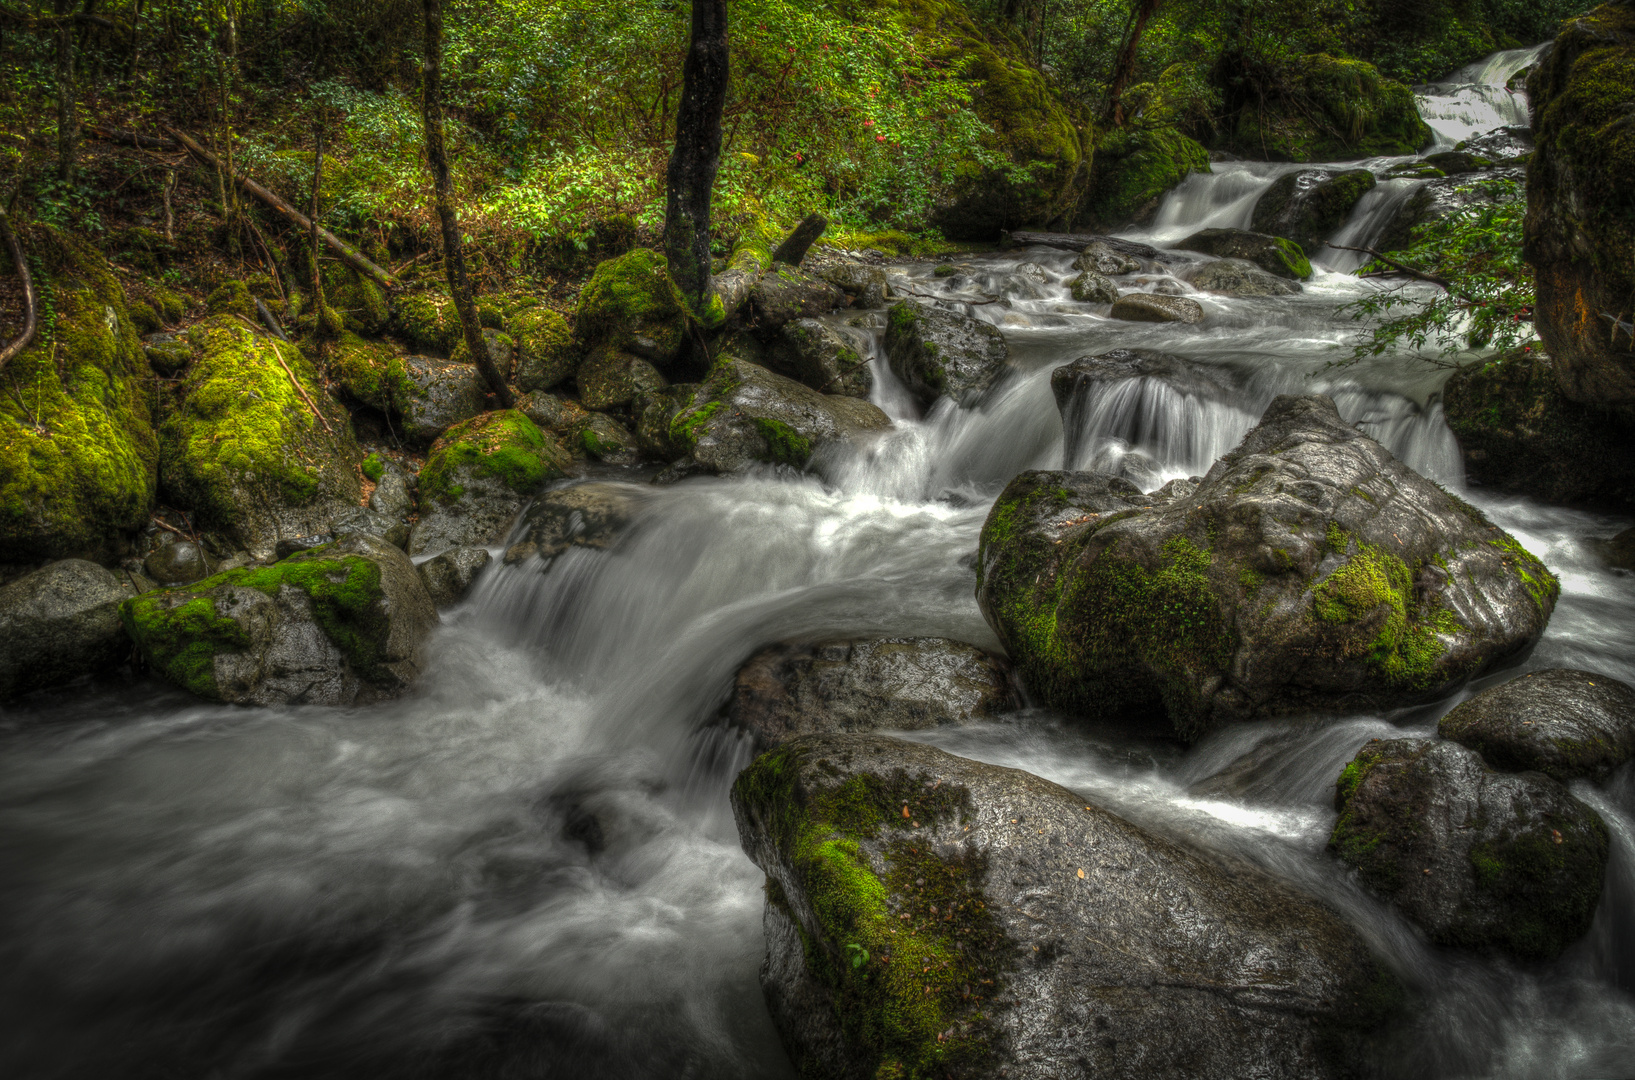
[1106,0,1162,128]
[663,0,729,314]
[55,1,78,184]
[311,123,325,323]
[421,0,512,407]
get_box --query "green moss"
[1086,126,1211,228]
[1485,534,1560,616]
[418,409,569,505]
[1229,55,1431,162]
[1271,236,1314,280]
[752,417,814,466]
[206,279,256,318]
[1464,809,1609,959]
[391,289,460,354]
[573,247,689,358]
[668,399,724,451]
[361,453,385,483]
[153,288,187,324]
[119,592,249,698]
[508,307,575,393]
[128,300,161,335]
[324,265,390,334]
[329,332,412,411]
[1325,520,1351,555]
[1312,543,1462,691]
[933,265,958,277]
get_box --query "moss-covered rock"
[329,332,412,412]
[391,289,460,355]
[978,395,1558,739]
[1329,737,1608,960]
[778,318,872,398]
[409,410,572,555]
[509,306,575,393]
[1069,269,1119,303]
[206,279,256,318]
[1,225,158,563]
[748,266,846,338]
[1182,258,1302,297]
[734,733,1400,1080]
[1173,227,1312,280]
[578,411,637,464]
[883,299,1010,406]
[323,264,389,334]
[1438,668,1635,783]
[159,316,363,560]
[121,531,438,706]
[573,248,690,368]
[1084,126,1210,229]
[1225,54,1430,162]
[577,345,666,411]
[1251,168,1378,256]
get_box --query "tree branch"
[1325,242,1454,291]
[0,205,39,371]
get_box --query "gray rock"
[1069,269,1119,303]
[368,460,414,518]
[1438,668,1635,783]
[145,539,212,585]
[274,534,332,559]
[579,412,639,464]
[1330,737,1608,959]
[727,638,1016,748]
[1172,228,1312,280]
[397,355,484,443]
[1250,168,1377,255]
[1073,240,1142,275]
[417,546,492,607]
[734,733,1400,1080]
[977,395,1560,738]
[121,533,439,706]
[814,262,888,296]
[409,477,528,557]
[329,506,410,551]
[502,482,649,570]
[0,560,130,700]
[884,300,1010,406]
[577,345,666,411]
[1184,258,1302,297]
[779,318,873,398]
[1109,292,1205,323]
[631,384,700,463]
[749,267,846,337]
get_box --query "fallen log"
[771,212,827,267]
[0,205,38,371]
[87,124,176,152]
[711,240,770,321]
[1004,230,1164,261]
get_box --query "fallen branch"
[1325,242,1454,291]
[87,124,177,152]
[255,297,289,342]
[771,212,828,267]
[0,204,38,371]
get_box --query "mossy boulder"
[665,357,891,476]
[1438,668,1635,783]
[159,317,363,561]
[1526,2,1635,412]
[395,355,485,444]
[120,531,438,706]
[631,383,702,463]
[577,344,666,411]
[778,319,872,398]
[1329,737,1608,960]
[1442,348,1635,507]
[1,226,158,563]
[1250,168,1378,256]
[1173,228,1312,280]
[0,559,132,701]
[1074,241,1143,276]
[883,300,1010,406]
[977,395,1559,739]
[409,410,572,556]
[1225,54,1430,162]
[329,332,412,412]
[391,289,460,355]
[449,328,515,379]
[1069,269,1119,303]
[734,733,1400,1080]
[509,306,575,393]
[323,264,389,334]
[1084,126,1210,229]
[573,247,690,368]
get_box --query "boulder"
[142,331,193,375]
[1073,241,1142,276]
[976,395,1559,738]
[328,506,410,551]
[502,482,648,570]
[121,532,439,706]
[1109,293,1204,324]
[727,638,1016,749]
[391,289,461,355]
[417,546,492,608]
[1069,270,1118,303]
[158,317,363,562]
[508,306,576,393]
[0,560,131,701]
[396,355,485,444]
[779,319,873,398]
[145,539,212,586]
[749,267,846,337]
[450,327,515,376]
[409,411,574,556]
[1084,127,1210,228]
[1183,259,1302,297]
[664,358,890,476]
[1222,54,1429,161]
[1250,169,1377,256]
[1421,151,1491,176]
[574,248,691,368]
[733,733,1400,1080]
[578,412,639,464]
[323,264,389,335]
[1,226,158,564]
[1173,228,1311,280]
[577,345,666,411]
[517,391,592,442]
[1438,668,1635,783]
[813,261,888,297]
[328,332,411,412]
[1050,349,1239,420]
[883,300,1010,406]
[366,455,414,518]
[1330,737,1608,959]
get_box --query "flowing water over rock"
[3,49,1633,1080]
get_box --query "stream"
[3,45,1633,1080]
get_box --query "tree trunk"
[1106,0,1162,128]
[770,212,828,267]
[420,0,512,407]
[310,123,327,331]
[663,0,729,314]
[55,1,78,184]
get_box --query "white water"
[3,47,1631,1080]
[1417,43,1550,150]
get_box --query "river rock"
[574,247,689,368]
[727,638,1016,749]
[779,319,872,398]
[144,539,212,585]
[750,267,846,337]
[578,412,639,464]
[734,733,1400,1080]
[1330,737,1609,960]
[1172,228,1312,280]
[395,355,485,444]
[884,300,1010,406]
[577,345,666,411]
[417,546,492,608]
[1109,292,1204,324]
[502,482,648,570]
[1251,169,1377,255]
[1069,270,1118,303]
[509,306,575,393]
[664,358,890,476]
[1073,240,1142,275]
[120,532,439,706]
[977,394,1559,739]
[328,505,410,551]
[409,411,573,556]
[0,560,131,701]
[1184,258,1302,297]
[1438,668,1635,783]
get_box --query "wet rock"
[396,355,485,444]
[631,384,699,463]
[1459,126,1532,162]
[417,546,492,608]
[977,395,1560,738]
[1330,737,1608,960]
[1422,151,1491,175]
[780,319,872,398]
[1069,269,1118,303]
[1438,668,1635,783]
[578,412,639,464]
[502,482,648,570]
[813,261,888,297]
[0,560,130,701]
[329,506,410,551]
[1085,127,1211,228]
[727,638,1016,748]
[734,733,1400,1080]
[577,345,666,411]
[664,358,890,476]
[145,539,211,586]
[749,267,846,337]
[884,300,1009,406]
[574,248,689,368]
[121,532,439,706]
[1184,258,1302,297]
[509,306,575,393]
[1073,240,1142,275]
[1050,349,1238,417]
[367,458,414,518]
[1250,168,1377,255]
[517,391,592,441]
[450,327,515,376]
[1173,227,1312,280]
[409,411,574,556]
[275,534,332,559]
[1109,292,1204,324]
[1609,526,1635,570]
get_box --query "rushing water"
[4,51,1634,1080]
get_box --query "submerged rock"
[0,560,131,701]
[1330,737,1608,960]
[977,395,1559,738]
[502,482,648,570]
[1173,228,1312,280]
[121,532,439,706]
[884,300,1010,406]
[734,733,1399,1080]
[1109,292,1204,324]
[409,411,573,556]
[727,638,1016,748]
[1439,668,1635,783]
[1184,258,1302,297]
[417,546,493,608]
[1251,168,1377,256]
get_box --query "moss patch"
[1311,540,1467,692]
[1086,126,1210,228]
[418,409,570,505]
[329,332,412,411]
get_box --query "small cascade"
[1314,178,1425,271]
[1416,42,1549,150]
